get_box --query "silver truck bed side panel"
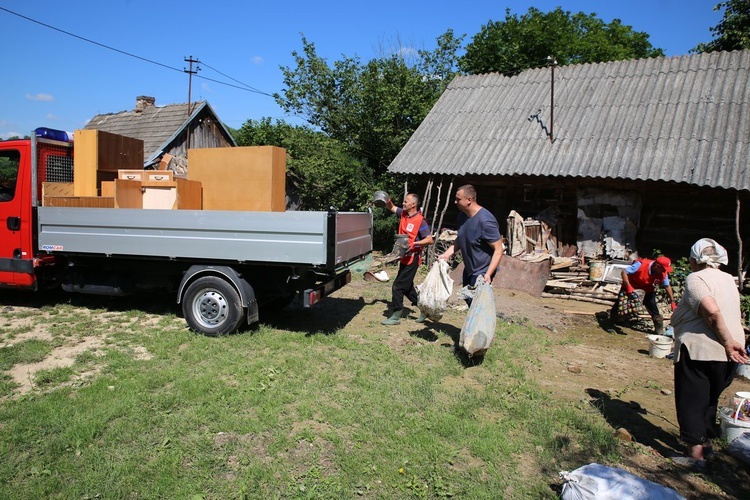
[333,212,372,266]
[38,207,331,265]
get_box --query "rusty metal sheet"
[493,255,551,298]
[446,255,550,300]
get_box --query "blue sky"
[0,1,724,139]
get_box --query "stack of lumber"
[541,265,620,306]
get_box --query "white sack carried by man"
[416,259,454,321]
[459,276,496,357]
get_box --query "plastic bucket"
[647,335,673,358]
[719,406,750,443]
[589,260,606,281]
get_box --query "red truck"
[0,129,372,334]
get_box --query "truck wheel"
[182,276,244,335]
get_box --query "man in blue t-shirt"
[438,184,504,298]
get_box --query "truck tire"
[182,276,244,335]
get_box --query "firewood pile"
[541,260,621,307]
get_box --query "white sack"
[458,276,496,357]
[416,260,454,321]
[728,432,750,465]
[560,463,685,500]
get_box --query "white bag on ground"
[458,276,496,357]
[560,463,685,500]
[417,260,454,321]
[728,432,750,465]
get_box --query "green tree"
[275,35,459,173]
[694,0,750,53]
[233,117,373,212]
[460,7,664,76]
[234,117,400,248]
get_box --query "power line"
[199,60,274,97]
[0,6,274,97]
[0,6,182,73]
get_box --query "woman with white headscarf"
[671,238,748,466]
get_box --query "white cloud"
[0,131,22,140]
[201,82,212,92]
[46,113,59,120]
[251,56,264,65]
[25,93,54,102]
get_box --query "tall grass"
[0,289,618,499]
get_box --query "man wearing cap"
[619,255,677,335]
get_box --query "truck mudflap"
[303,270,351,307]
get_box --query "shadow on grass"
[0,288,373,337]
[259,296,369,335]
[0,288,179,316]
[408,319,485,368]
[586,388,682,457]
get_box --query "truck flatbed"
[38,207,372,270]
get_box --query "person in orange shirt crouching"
[619,255,677,335]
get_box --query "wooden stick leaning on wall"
[430,179,443,236]
[428,178,454,267]
[737,192,744,291]
[427,178,443,265]
[435,178,453,243]
[422,176,434,221]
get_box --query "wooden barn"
[388,50,750,280]
[84,96,236,168]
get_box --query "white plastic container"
[720,407,750,443]
[647,335,673,358]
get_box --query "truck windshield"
[0,150,19,202]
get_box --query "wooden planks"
[44,196,114,208]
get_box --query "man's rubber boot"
[415,312,427,323]
[654,316,665,336]
[381,309,403,325]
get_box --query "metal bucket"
[391,234,410,258]
[372,190,389,208]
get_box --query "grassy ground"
[0,279,621,499]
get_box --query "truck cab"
[0,133,73,289]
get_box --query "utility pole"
[184,56,200,150]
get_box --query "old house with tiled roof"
[84,96,236,168]
[389,50,750,277]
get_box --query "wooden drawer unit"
[114,177,201,210]
[118,170,174,182]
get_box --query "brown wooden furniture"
[187,146,286,211]
[73,130,144,197]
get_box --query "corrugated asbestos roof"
[388,50,750,192]
[84,100,236,164]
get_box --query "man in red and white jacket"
[381,193,434,325]
[620,255,677,335]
